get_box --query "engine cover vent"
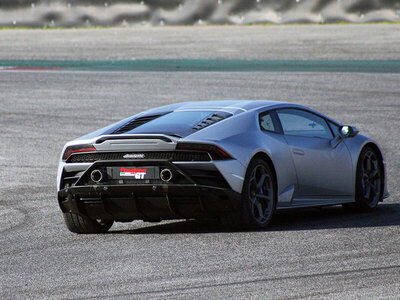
[114,114,164,134]
[192,111,232,131]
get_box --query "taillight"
[176,143,232,160]
[62,144,96,161]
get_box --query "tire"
[343,146,382,212]
[221,158,277,230]
[63,212,114,234]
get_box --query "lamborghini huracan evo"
[57,100,389,233]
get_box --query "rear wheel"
[221,158,276,230]
[343,146,382,212]
[63,212,114,234]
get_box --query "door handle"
[292,148,305,156]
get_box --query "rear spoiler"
[95,134,174,144]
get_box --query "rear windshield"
[122,110,227,137]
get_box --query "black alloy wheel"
[242,158,277,228]
[219,158,276,230]
[358,148,382,208]
[344,146,382,212]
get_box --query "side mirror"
[331,125,359,148]
[339,125,359,138]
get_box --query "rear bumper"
[58,184,241,222]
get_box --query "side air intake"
[114,114,164,134]
[192,111,232,131]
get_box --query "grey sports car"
[57,100,389,233]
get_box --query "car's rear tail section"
[57,134,241,223]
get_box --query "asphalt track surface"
[1,25,400,299]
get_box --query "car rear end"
[57,134,241,223]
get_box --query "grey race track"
[0,25,400,299]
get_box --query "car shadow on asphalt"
[108,202,400,234]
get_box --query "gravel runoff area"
[0,24,400,61]
[0,25,399,299]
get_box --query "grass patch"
[1,59,400,73]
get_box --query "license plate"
[107,166,159,180]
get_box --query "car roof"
[144,100,287,116]
[174,100,284,110]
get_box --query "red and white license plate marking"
[120,167,147,179]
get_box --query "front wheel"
[63,212,114,234]
[343,146,382,212]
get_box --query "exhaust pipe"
[160,168,173,182]
[90,169,103,183]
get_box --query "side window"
[259,111,280,133]
[276,109,333,139]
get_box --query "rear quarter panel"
[181,109,298,201]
